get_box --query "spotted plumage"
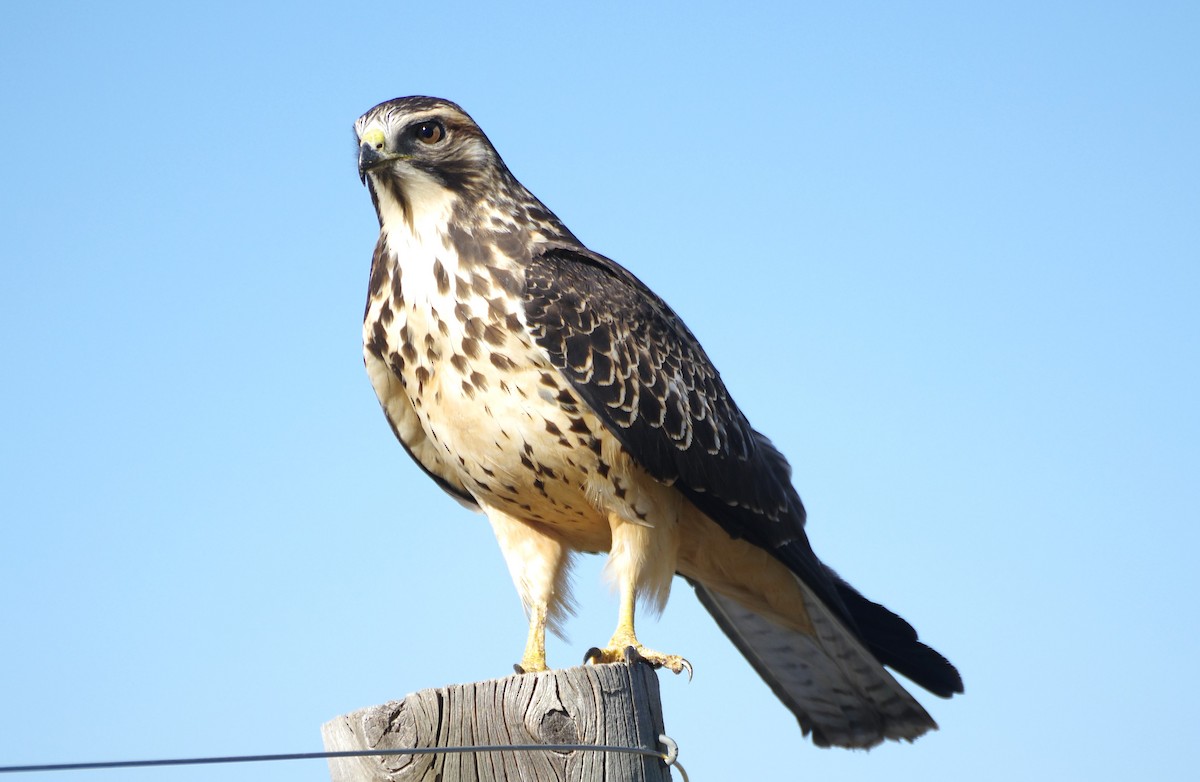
[355,96,962,749]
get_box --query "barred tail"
[691,579,946,749]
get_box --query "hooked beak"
[357,127,389,184]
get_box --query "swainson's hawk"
[355,96,962,748]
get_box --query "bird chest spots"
[423,334,442,363]
[370,246,609,528]
[365,320,388,359]
[487,297,510,322]
[469,273,492,297]
[432,259,451,295]
[492,231,527,260]
[544,419,571,447]
[487,265,522,296]
[489,352,516,371]
[447,223,491,268]
[390,273,404,307]
[483,323,506,346]
[378,300,394,326]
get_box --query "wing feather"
[524,246,854,624]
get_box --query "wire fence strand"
[0,738,688,780]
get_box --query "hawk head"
[354,97,511,224]
[354,95,574,248]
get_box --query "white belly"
[366,235,611,545]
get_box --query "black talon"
[623,645,647,666]
[583,647,603,665]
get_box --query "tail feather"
[691,579,941,749]
[829,573,964,698]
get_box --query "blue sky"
[2,2,1197,779]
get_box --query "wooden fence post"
[321,660,672,781]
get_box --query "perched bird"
[355,96,962,749]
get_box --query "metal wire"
[0,738,688,778]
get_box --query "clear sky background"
[2,2,1197,780]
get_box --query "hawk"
[355,96,962,749]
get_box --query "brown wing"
[524,245,963,703]
[523,245,851,620]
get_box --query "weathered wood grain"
[322,661,671,781]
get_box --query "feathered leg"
[484,506,574,673]
[588,511,690,675]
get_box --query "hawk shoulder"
[523,246,859,626]
[524,248,807,538]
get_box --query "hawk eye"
[413,120,445,145]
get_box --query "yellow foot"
[514,657,549,675]
[513,649,550,675]
[584,644,693,678]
